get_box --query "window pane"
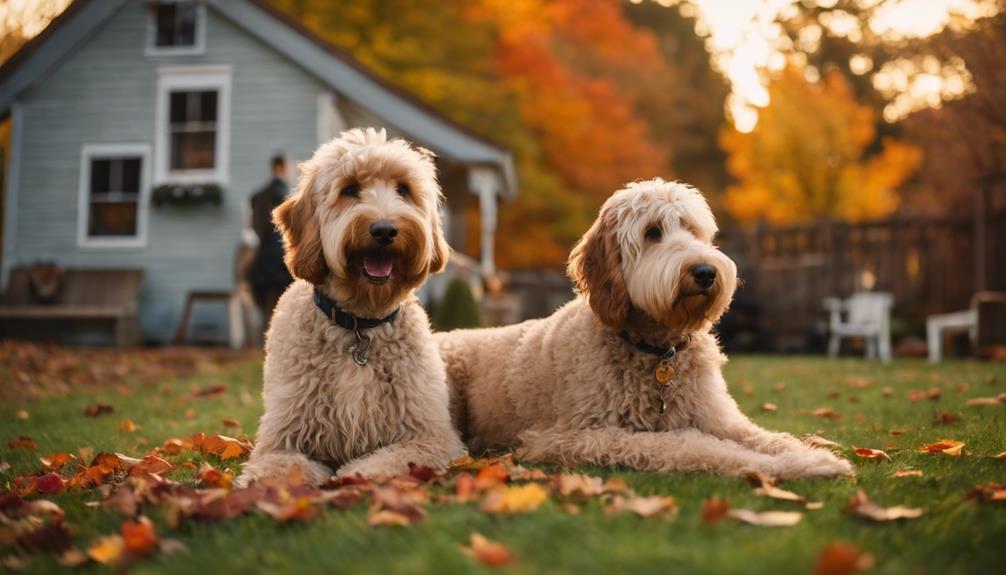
[199,91,217,123]
[154,2,197,48]
[90,159,111,195]
[169,90,216,125]
[170,92,188,123]
[154,4,177,47]
[121,159,141,193]
[88,202,138,237]
[175,2,197,46]
[170,131,216,170]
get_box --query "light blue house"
[0,0,515,343]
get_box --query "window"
[78,144,151,247]
[169,90,217,170]
[155,67,230,184]
[147,1,205,56]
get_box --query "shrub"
[433,278,483,331]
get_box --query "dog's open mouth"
[361,252,394,284]
[680,289,710,299]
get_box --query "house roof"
[0,0,516,198]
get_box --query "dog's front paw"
[769,448,855,479]
[237,452,333,487]
[337,457,410,480]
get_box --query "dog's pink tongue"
[364,254,393,278]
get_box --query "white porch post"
[468,167,500,277]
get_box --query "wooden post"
[975,185,987,293]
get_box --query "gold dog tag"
[655,362,675,385]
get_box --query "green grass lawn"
[2,352,1005,574]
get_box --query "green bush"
[432,277,483,331]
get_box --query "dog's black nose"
[691,263,716,289]
[369,220,398,246]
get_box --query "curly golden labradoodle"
[238,128,465,486]
[438,178,853,479]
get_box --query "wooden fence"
[719,205,1006,349]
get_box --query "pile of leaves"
[6,427,1003,572]
[0,341,255,401]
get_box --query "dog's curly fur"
[238,128,465,486]
[438,178,853,479]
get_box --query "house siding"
[10,2,327,342]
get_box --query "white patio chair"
[926,292,1006,363]
[823,292,893,362]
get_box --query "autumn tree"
[902,12,1006,215]
[721,67,921,225]
[271,0,678,268]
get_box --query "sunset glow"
[641,0,1000,131]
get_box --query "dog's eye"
[396,183,410,197]
[340,182,361,198]
[644,226,662,241]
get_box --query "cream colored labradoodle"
[238,128,465,486]
[438,178,853,479]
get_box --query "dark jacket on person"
[249,177,293,289]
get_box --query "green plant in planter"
[152,183,224,207]
[433,277,483,331]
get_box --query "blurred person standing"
[247,154,294,329]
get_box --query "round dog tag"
[655,362,675,384]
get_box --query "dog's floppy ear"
[429,224,451,274]
[273,166,328,285]
[567,208,629,329]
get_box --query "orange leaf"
[480,484,549,514]
[455,473,477,502]
[474,464,509,491]
[811,407,841,420]
[918,439,965,456]
[197,462,233,488]
[221,418,241,428]
[906,388,941,401]
[83,404,114,417]
[761,402,778,412]
[702,498,730,524]
[727,509,803,526]
[812,541,875,575]
[460,533,515,567]
[160,438,189,454]
[39,453,76,470]
[609,495,677,517]
[852,446,891,461]
[965,481,1006,502]
[117,419,139,433]
[845,490,923,521]
[87,535,124,564]
[935,411,959,425]
[121,516,158,555]
[367,509,413,527]
[130,455,174,476]
[7,436,37,450]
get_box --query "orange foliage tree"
[271,0,674,268]
[721,68,921,225]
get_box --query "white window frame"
[145,0,207,57]
[154,66,231,185]
[77,143,152,249]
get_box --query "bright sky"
[636,0,1000,131]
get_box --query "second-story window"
[148,1,204,54]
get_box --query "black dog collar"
[312,289,401,331]
[618,330,690,358]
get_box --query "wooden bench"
[0,267,143,346]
